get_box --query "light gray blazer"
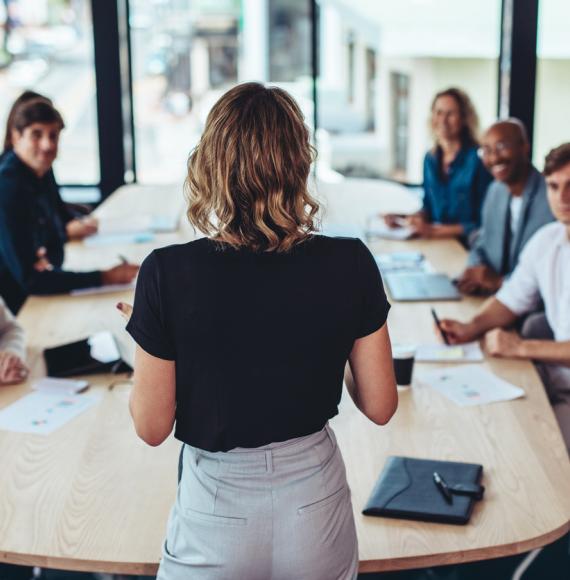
[0,296,25,359]
[468,166,554,275]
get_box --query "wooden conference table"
[0,180,569,575]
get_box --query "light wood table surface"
[0,178,568,575]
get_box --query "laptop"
[384,272,461,302]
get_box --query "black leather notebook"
[363,456,484,525]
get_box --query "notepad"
[363,456,484,525]
[416,342,484,363]
[419,365,525,406]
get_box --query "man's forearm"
[518,340,570,366]
[471,298,518,337]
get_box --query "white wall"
[534,59,570,169]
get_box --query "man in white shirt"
[440,142,570,452]
[456,119,553,295]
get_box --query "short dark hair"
[9,98,64,143]
[544,143,570,177]
[3,91,54,152]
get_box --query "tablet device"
[43,331,122,377]
[384,272,461,301]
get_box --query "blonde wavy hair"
[185,82,319,253]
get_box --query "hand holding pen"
[101,255,139,286]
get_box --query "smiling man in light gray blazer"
[456,119,554,295]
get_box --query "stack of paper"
[418,365,525,407]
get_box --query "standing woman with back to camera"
[121,82,398,579]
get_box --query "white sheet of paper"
[98,215,153,235]
[366,217,414,240]
[416,342,484,363]
[0,392,100,435]
[32,377,89,395]
[418,365,524,407]
[375,252,432,274]
[70,281,135,297]
[84,232,155,247]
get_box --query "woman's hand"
[116,302,133,322]
[406,215,433,238]
[66,216,99,240]
[0,351,29,385]
[33,247,54,272]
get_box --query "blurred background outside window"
[130,0,312,183]
[0,0,99,184]
[316,0,501,183]
[534,0,570,170]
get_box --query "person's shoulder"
[310,234,363,252]
[525,221,564,253]
[152,238,210,261]
[0,151,23,183]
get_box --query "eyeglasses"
[477,141,514,159]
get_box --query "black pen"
[118,254,129,265]
[430,307,450,345]
[433,471,453,504]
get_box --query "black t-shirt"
[126,235,390,452]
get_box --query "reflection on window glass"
[534,0,570,170]
[316,0,501,182]
[0,0,99,184]
[131,0,311,184]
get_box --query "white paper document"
[70,281,135,297]
[375,252,432,275]
[84,232,155,247]
[416,342,484,363]
[32,377,89,395]
[418,365,525,407]
[366,216,414,240]
[0,392,100,435]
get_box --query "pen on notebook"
[433,471,453,504]
[431,307,450,345]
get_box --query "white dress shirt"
[496,221,570,384]
[509,195,524,238]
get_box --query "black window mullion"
[91,0,128,199]
[498,0,539,151]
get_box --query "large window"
[316,0,502,182]
[533,0,570,170]
[0,0,99,184]
[130,0,311,184]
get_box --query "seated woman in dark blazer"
[385,87,492,244]
[121,82,398,580]
[0,97,138,313]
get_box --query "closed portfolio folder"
[363,456,484,525]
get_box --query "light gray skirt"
[157,423,358,580]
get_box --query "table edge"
[358,519,570,573]
[2,520,568,575]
